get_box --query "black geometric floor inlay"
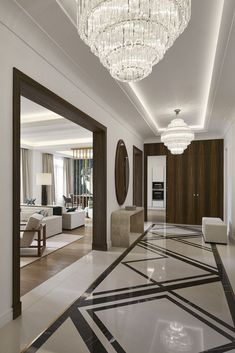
[23,224,235,353]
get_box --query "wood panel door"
[195,140,224,224]
[133,146,143,207]
[167,144,196,224]
[166,140,223,225]
[144,140,223,225]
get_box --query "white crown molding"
[21,137,93,149]
[204,3,235,132]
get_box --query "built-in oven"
[152,190,164,201]
[152,182,164,190]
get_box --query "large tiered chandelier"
[161,109,194,155]
[77,0,191,82]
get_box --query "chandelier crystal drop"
[161,110,194,155]
[76,0,191,82]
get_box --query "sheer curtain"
[20,148,32,203]
[63,158,73,196]
[54,156,64,205]
[42,153,55,205]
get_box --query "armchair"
[20,213,46,257]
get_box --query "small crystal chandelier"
[76,0,191,82]
[161,109,194,155]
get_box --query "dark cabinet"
[144,140,224,225]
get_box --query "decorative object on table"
[58,0,191,82]
[25,198,36,206]
[63,195,73,208]
[66,207,77,213]
[36,173,52,206]
[115,140,129,205]
[161,109,194,155]
[125,206,137,211]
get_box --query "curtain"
[21,148,32,203]
[73,159,93,195]
[63,158,73,196]
[42,153,55,205]
[54,156,64,205]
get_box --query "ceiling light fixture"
[76,0,191,82]
[161,109,194,155]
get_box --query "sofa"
[21,206,62,238]
[62,209,85,230]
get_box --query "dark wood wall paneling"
[133,146,143,207]
[144,140,224,225]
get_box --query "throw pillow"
[67,207,77,213]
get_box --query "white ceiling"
[16,0,235,138]
[21,97,92,156]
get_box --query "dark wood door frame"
[133,146,143,206]
[13,68,107,319]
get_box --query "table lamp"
[36,173,52,206]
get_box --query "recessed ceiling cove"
[15,0,235,137]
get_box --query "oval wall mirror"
[115,140,129,205]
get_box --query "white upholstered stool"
[202,217,227,244]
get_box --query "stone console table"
[111,207,144,247]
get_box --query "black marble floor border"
[171,237,212,252]
[22,224,235,353]
[87,293,235,349]
[139,240,219,273]
[22,225,153,353]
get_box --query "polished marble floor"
[23,224,235,353]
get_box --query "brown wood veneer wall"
[144,140,224,225]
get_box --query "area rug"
[20,233,84,268]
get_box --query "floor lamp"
[36,173,52,206]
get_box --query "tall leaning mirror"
[115,140,129,205]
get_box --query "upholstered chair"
[20,213,46,257]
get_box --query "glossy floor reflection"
[24,224,235,353]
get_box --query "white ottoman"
[42,216,62,238]
[202,217,227,244]
[62,211,85,230]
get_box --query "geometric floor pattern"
[24,224,235,353]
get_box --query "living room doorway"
[13,69,107,319]
[20,97,94,296]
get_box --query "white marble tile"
[1,223,235,353]
[96,297,230,353]
[94,263,151,294]
[146,238,217,269]
[37,318,90,353]
[0,249,123,353]
[129,256,210,283]
[174,282,234,327]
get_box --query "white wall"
[224,120,235,237]
[147,156,166,209]
[0,2,143,327]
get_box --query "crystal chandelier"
[161,109,194,155]
[77,0,191,82]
